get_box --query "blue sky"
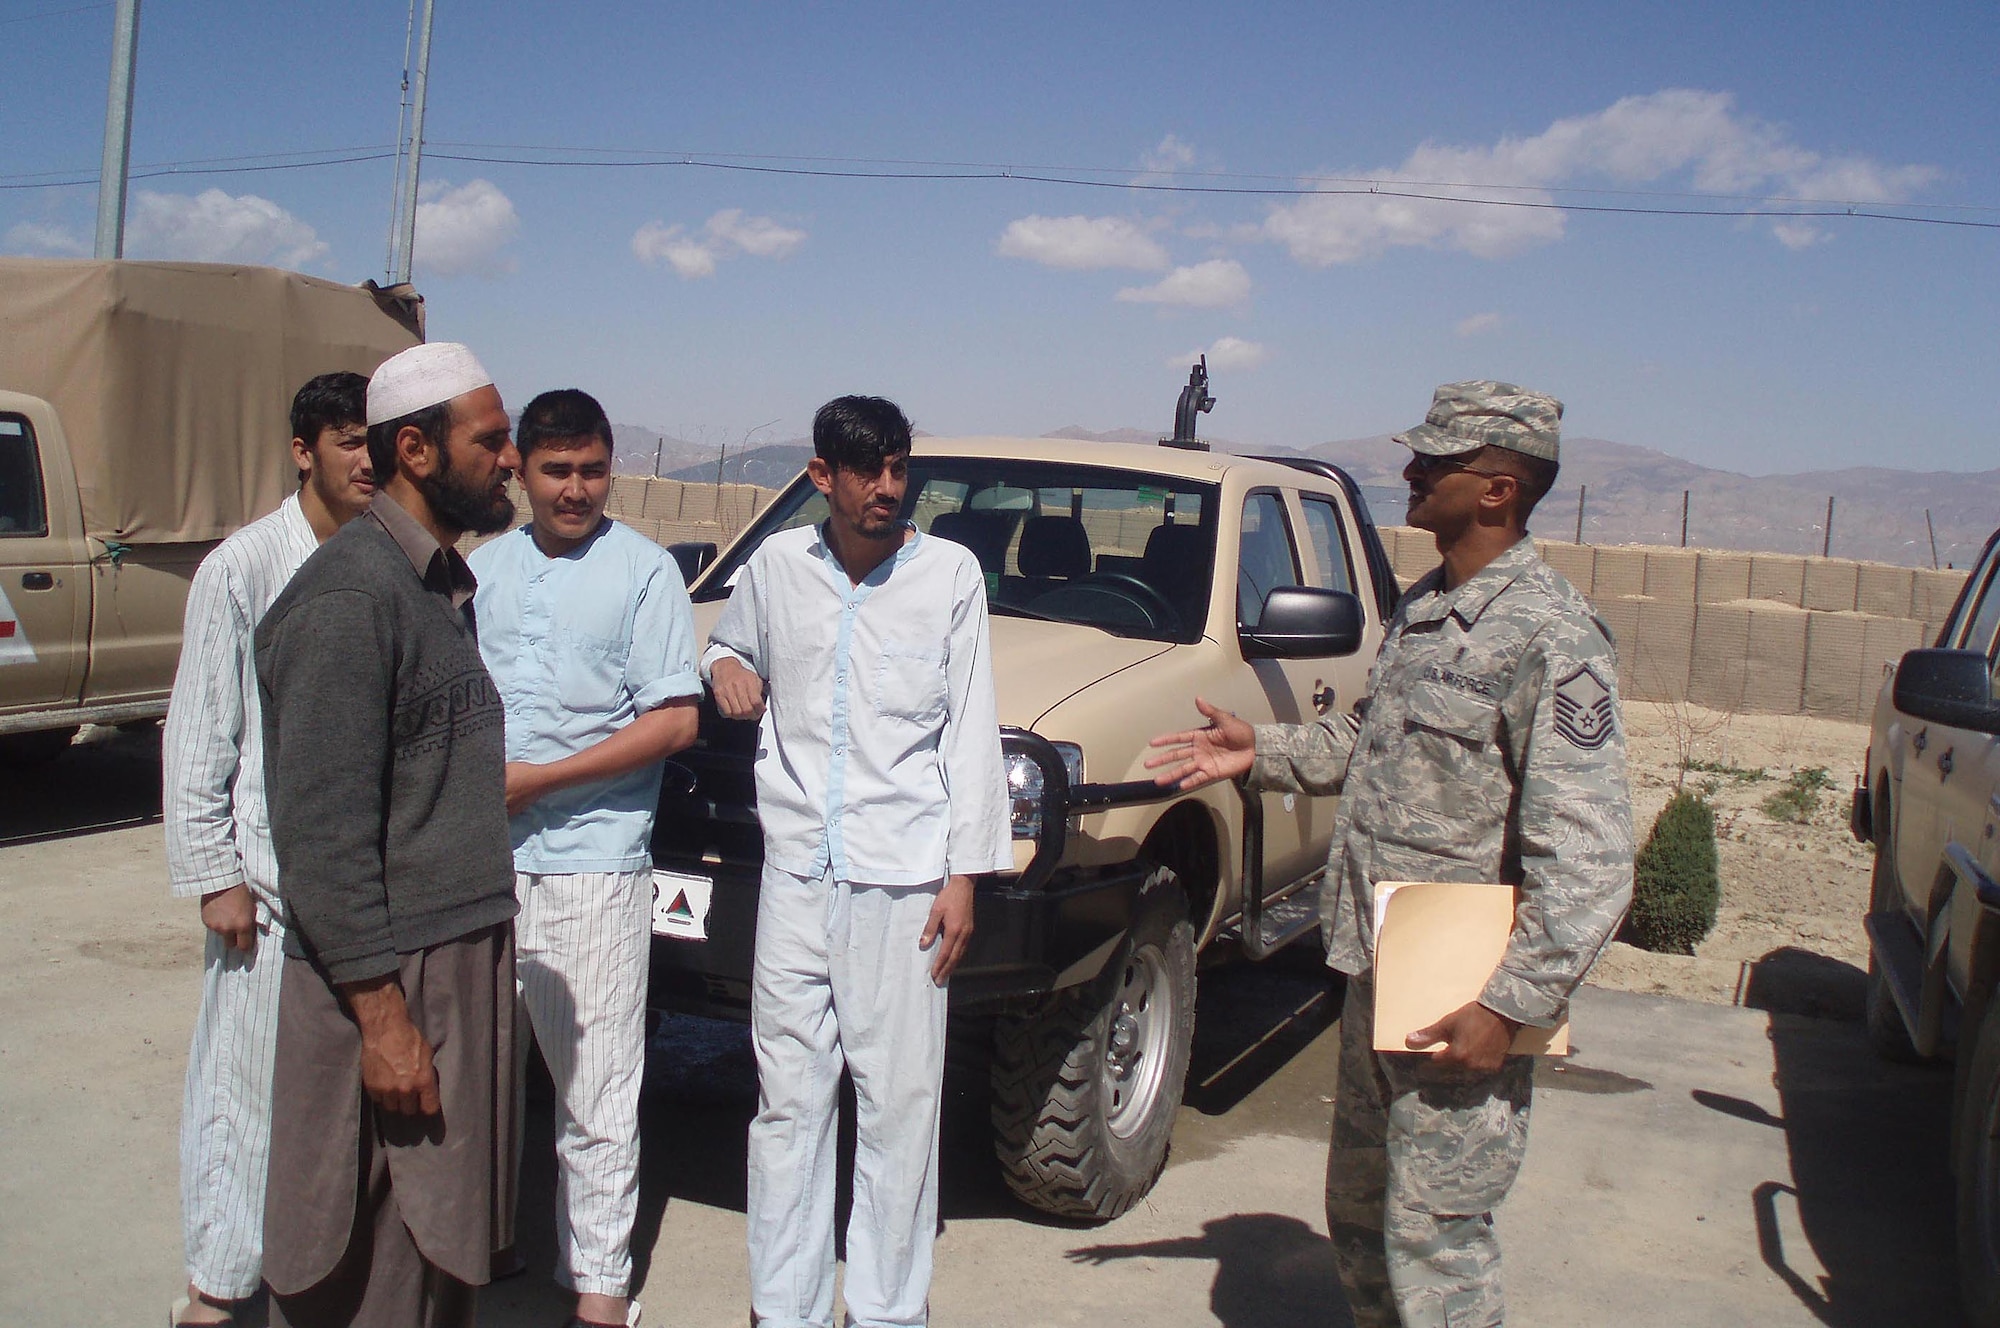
[7,0,1997,472]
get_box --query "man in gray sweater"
[255,342,523,1328]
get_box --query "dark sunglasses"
[1408,451,1511,480]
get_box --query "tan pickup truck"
[0,260,420,762]
[1855,522,2000,1324]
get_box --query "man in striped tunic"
[468,389,701,1328]
[164,371,374,1327]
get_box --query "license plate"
[651,869,714,941]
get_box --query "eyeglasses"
[1408,452,1510,480]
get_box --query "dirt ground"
[1586,700,1877,1013]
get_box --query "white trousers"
[747,864,949,1328]
[180,899,284,1300]
[515,869,652,1298]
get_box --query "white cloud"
[997,214,1168,271]
[633,221,717,278]
[413,179,518,277]
[1116,259,1251,308]
[1174,336,1268,372]
[3,220,88,256]
[1141,133,1199,176]
[122,189,329,267]
[1262,89,1939,265]
[1770,220,1829,250]
[634,209,807,279]
[1455,312,1503,337]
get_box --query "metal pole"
[1926,509,1940,570]
[1680,490,1690,548]
[1822,496,1835,558]
[1573,485,1586,545]
[391,0,436,285]
[93,0,142,259]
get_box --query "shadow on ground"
[492,944,1347,1320]
[1712,947,1967,1326]
[0,722,161,845]
[1067,1212,1349,1328]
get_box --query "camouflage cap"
[1393,380,1563,462]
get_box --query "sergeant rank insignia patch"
[1552,665,1614,749]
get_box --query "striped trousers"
[180,899,284,1300]
[514,869,652,1299]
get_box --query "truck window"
[0,415,48,537]
[1238,491,1302,626]
[1938,541,2000,649]
[1960,561,2000,660]
[1298,496,1356,595]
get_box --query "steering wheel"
[1031,573,1184,635]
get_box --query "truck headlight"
[1005,741,1084,840]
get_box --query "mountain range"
[609,423,1996,569]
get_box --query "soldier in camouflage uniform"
[1149,381,1634,1328]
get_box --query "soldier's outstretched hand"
[1145,697,1256,791]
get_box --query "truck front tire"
[989,868,1196,1221]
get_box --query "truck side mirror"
[1893,648,2000,734]
[667,541,718,587]
[1240,587,1364,660]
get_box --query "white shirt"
[164,492,319,910]
[702,523,1011,886]
[468,518,702,873]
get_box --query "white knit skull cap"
[365,342,494,426]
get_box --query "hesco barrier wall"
[1380,527,1971,722]
[473,483,1970,726]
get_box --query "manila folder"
[1370,881,1568,1057]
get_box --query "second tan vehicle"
[647,406,1401,1220]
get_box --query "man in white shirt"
[468,389,702,1328]
[706,395,1010,1328]
[164,371,374,1327]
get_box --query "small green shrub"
[1760,766,1835,824]
[1622,790,1721,955]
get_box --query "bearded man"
[254,342,525,1327]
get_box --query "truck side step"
[1865,910,1928,1034]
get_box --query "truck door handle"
[20,572,52,591]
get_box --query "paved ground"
[0,728,1972,1325]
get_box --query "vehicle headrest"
[1018,515,1092,579]
[927,509,1013,572]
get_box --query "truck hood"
[691,599,1172,730]
[987,617,1175,729]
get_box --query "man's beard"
[421,451,514,535]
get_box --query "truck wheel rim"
[1102,943,1172,1140]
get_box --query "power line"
[7,139,1996,232]
[427,141,2000,215]
[423,151,2000,229]
[0,1,111,26]
[0,148,396,191]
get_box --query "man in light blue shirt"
[706,395,1010,1328]
[468,389,701,1328]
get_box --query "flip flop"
[169,1296,238,1328]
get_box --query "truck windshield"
[693,458,1218,644]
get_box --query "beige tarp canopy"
[0,259,422,544]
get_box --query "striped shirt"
[164,492,319,911]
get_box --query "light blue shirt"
[469,517,702,873]
[702,523,1012,887]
